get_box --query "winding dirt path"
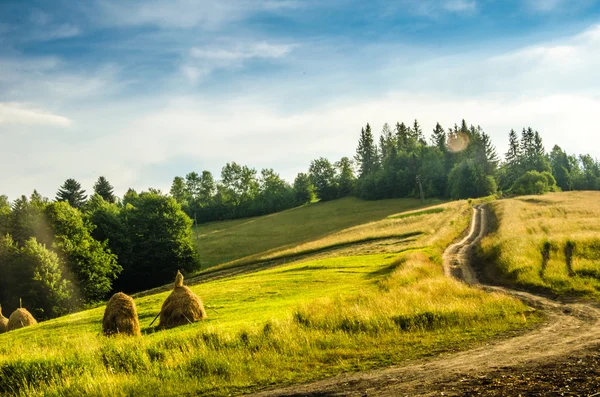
[248,205,600,396]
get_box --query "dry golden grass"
[481,191,600,297]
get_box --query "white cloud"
[182,41,293,82]
[0,103,72,126]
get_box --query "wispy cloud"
[182,41,294,82]
[25,9,81,41]
[0,103,72,126]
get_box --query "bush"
[511,171,558,196]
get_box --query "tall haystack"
[102,292,141,336]
[159,271,207,329]
[0,305,9,334]
[8,308,37,331]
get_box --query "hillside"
[480,191,600,298]
[0,197,537,396]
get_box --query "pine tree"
[355,124,379,178]
[56,179,87,209]
[505,129,520,166]
[412,119,426,145]
[379,123,394,161]
[431,122,446,150]
[93,176,116,203]
[395,122,410,151]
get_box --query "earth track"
[248,205,600,397]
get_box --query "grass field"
[193,197,444,269]
[0,198,539,396]
[480,191,600,299]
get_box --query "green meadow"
[0,198,539,396]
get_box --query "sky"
[1,0,600,200]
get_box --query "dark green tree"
[93,176,116,203]
[309,157,338,201]
[355,124,379,178]
[56,178,87,209]
[335,157,356,198]
[119,192,199,291]
[293,172,314,205]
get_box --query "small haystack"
[0,305,9,334]
[159,271,207,329]
[102,292,141,336]
[7,308,37,331]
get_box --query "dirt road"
[249,205,600,396]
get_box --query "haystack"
[7,308,37,331]
[159,271,207,329]
[0,305,9,334]
[102,292,141,336]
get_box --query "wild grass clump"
[481,191,600,298]
[293,252,533,335]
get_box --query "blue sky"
[2,0,600,199]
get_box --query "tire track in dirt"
[248,205,600,397]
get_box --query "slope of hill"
[0,198,537,397]
[480,191,600,298]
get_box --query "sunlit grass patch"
[481,191,600,298]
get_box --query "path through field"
[249,205,600,396]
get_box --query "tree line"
[0,179,198,320]
[1,118,599,320]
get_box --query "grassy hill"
[0,197,538,396]
[193,197,444,269]
[480,191,600,299]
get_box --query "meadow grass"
[480,191,600,299]
[0,198,540,396]
[193,197,444,269]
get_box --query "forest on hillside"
[1,119,599,320]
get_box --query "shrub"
[511,171,558,196]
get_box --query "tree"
[122,188,139,207]
[411,119,426,146]
[19,237,72,319]
[549,145,571,191]
[56,178,87,209]
[309,157,338,201]
[44,201,121,303]
[256,169,295,214]
[93,176,116,203]
[170,176,189,205]
[448,159,496,199]
[335,157,356,198]
[355,124,379,178]
[511,171,557,196]
[379,123,395,161]
[431,122,446,151]
[293,173,314,205]
[0,195,10,235]
[119,193,199,291]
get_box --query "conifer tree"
[431,122,446,150]
[355,123,379,178]
[56,178,87,209]
[93,176,116,203]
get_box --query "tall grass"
[480,191,600,298]
[0,198,540,396]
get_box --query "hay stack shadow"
[103,292,141,336]
[159,271,207,329]
[8,308,37,331]
[0,305,8,334]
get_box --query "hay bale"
[0,305,8,334]
[102,292,141,336]
[159,271,207,329]
[7,308,37,331]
